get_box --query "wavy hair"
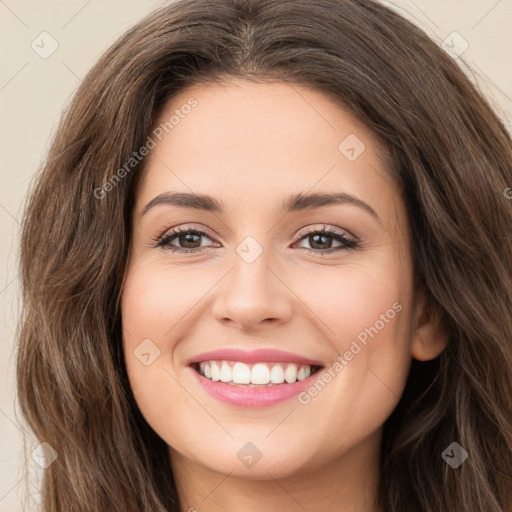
[17,0,512,510]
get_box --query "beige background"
[1,1,511,510]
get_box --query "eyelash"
[151,225,359,255]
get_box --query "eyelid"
[294,224,357,242]
[152,223,219,245]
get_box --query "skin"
[121,79,448,512]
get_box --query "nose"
[212,250,294,332]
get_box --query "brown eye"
[294,227,359,254]
[155,227,218,253]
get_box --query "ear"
[411,291,449,361]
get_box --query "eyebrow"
[141,191,380,222]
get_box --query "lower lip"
[189,366,321,407]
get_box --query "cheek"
[298,258,411,354]
[120,262,194,423]
[291,260,414,449]
[120,260,245,438]
[121,259,216,348]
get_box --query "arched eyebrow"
[141,191,380,223]
[282,192,380,222]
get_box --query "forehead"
[136,79,401,224]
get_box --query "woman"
[17,0,512,511]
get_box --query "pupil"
[311,234,331,249]
[181,233,200,248]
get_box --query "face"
[121,79,434,481]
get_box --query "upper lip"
[186,347,324,367]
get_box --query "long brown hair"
[17,0,512,510]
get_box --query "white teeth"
[284,363,298,383]
[210,361,221,381]
[251,363,270,385]
[232,362,251,384]
[196,360,316,385]
[270,365,285,384]
[220,361,232,382]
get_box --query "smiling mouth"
[190,360,323,386]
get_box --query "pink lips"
[186,347,323,367]
[187,347,324,408]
